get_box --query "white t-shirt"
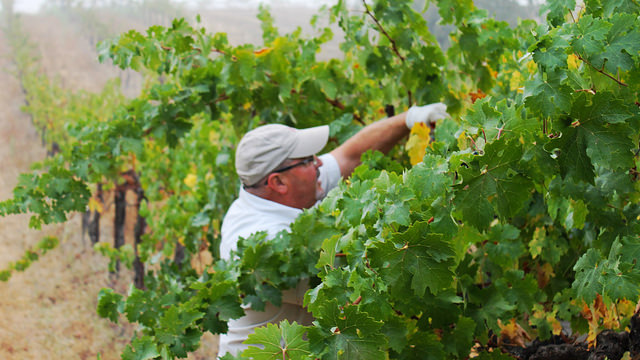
[217,153,341,357]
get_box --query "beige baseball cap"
[235,124,330,186]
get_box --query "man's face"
[281,155,324,209]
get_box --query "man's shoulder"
[222,189,301,226]
[220,189,302,258]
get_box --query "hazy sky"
[13,0,41,13]
[11,0,334,13]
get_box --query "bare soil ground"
[0,13,137,360]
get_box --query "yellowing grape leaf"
[497,318,530,347]
[617,298,636,319]
[209,130,220,143]
[469,89,487,104]
[567,53,581,70]
[529,227,545,259]
[88,197,104,214]
[530,305,563,336]
[526,60,537,74]
[457,130,468,150]
[184,173,197,189]
[509,71,523,92]
[536,262,555,288]
[580,294,618,347]
[405,122,431,165]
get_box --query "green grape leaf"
[548,93,635,185]
[593,14,640,73]
[405,154,451,203]
[582,92,634,125]
[601,0,638,17]
[317,234,342,270]
[97,288,124,323]
[242,321,310,360]
[124,288,161,327]
[436,0,475,25]
[566,199,588,230]
[542,0,576,26]
[619,236,640,265]
[373,171,414,227]
[309,302,386,360]
[191,274,244,334]
[401,331,446,359]
[465,97,502,131]
[452,224,484,263]
[571,15,610,59]
[604,239,640,301]
[155,305,204,357]
[443,316,476,359]
[305,269,353,314]
[547,126,595,184]
[528,227,569,265]
[485,224,525,270]
[495,270,543,314]
[381,316,409,354]
[583,121,635,172]
[369,221,456,297]
[532,28,570,71]
[569,94,635,171]
[572,239,640,304]
[335,180,379,228]
[454,139,533,231]
[472,288,517,333]
[237,232,287,309]
[122,336,160,360]
[524,69,572,119]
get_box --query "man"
[218,103,448,357]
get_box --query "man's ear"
[265,173,288,194]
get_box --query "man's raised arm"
[330,103,448,178]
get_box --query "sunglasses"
[271,156,317,174]
[260,156,318,186]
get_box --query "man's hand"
[405,103,449,129]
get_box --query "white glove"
[405,102,449,129]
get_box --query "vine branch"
[265,72,365,125]
[576,53,628,87]
[361,0,413,105]
[361,0,405,63]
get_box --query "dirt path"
[0,14,134,360]
[0,7,332,358]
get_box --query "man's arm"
[329,112,409,178]
[330,103,448,178]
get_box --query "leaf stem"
[575,54,628,87]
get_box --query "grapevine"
[1,0,639,359]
